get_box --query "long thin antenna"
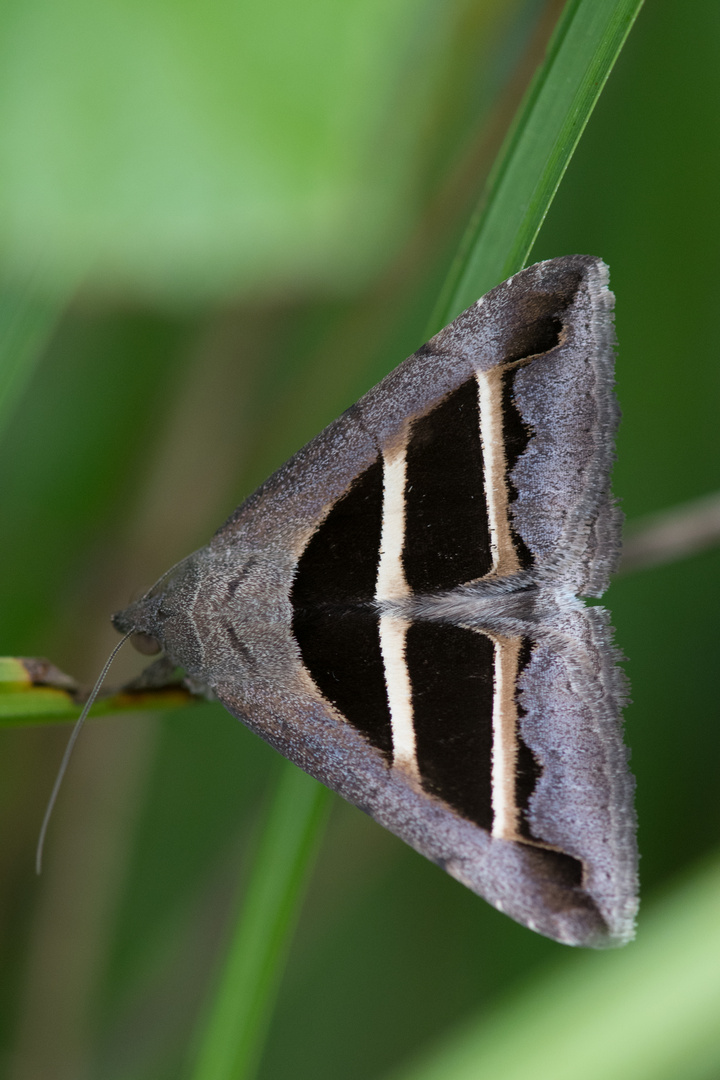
[35,631,133,874]
[35,551,199,874]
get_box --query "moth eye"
[130,632,162,656]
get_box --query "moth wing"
[515,607,637,944]
[214,605,636,948]
[211,255,620,595]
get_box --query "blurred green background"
[1,1,719,1078]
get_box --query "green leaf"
[430,0,645,332]
[0,656,195,725]
[0,0,493,302]
[189,766,332,1080]
[0,271,69,438]
[385,854,720,1080]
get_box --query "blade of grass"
[384,853,720,1080]
[0,656,196,725]
[429,0,645,334]
[0,270,71,438]
[182,2,644,1077]
[189,766,332,1080]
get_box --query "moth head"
[111,553,203,673]
[111,592,165,643]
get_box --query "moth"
[113,256,638,948]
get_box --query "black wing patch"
[403,379,493,591]
[292,460,393,757]
[407,622,494,829]
[292,458,384,605]
[292,608,392,759]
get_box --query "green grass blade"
[430,0,645,333]
[0,272,70,438]
[385,854,720,1080]
[189,766,332,1080]
[0,656,196,725]
[0,684,195,725]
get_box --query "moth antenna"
[35,552,194,874]
[35,631,133,875]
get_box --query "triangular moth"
[115,256,638,947]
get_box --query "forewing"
[214,601,636,947]
[211,255,620,594]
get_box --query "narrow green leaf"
[430,0,645,333]
[0,271,70,438]
[0,656,195,725]
[0,656,36,683]
[385,855,720,1080]
[0,686,195,725]
[189,766,332,1080]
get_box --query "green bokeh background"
[1,1,719,1077]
